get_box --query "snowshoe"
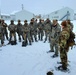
[55,65,70,73]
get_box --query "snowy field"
[0,20,76,75]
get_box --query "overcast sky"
[0,0,76,15]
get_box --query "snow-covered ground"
[0,20,76,75]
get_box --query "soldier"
[1,19,8,40]
[58,21,70,70]
[29,19,38,42]
[48,19,61,58]
[34,19,38,42]
[37,19,44,41]
[16,20,23,42]
[22,20,31,46]
[8,20,17,45]
[0,19,4,46]
[44,19,52,43]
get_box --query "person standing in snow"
[8,20,17,45]
[37,19,44,41]
[58,21,70,70]
[22,20,31,46]
[43,18,52,43]
[0,19,4,46]
[48,19,61,58]
[29,19,38,42]
[1,19,8,40]
[16,20,23,42]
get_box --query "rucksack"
[67,31,76,49]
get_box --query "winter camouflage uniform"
[37,19,44,41]
[0,19,4,45]
[44,19,52,43]
[29,19,38,42]
[49,20,61,57]
[16,20,23,42]
[8,20,17,44]
[1,20,8,40]
[22,20,31,45]
[33,19,38,42]
[59,21,70,70]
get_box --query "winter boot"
[22,41,27,47]
[51,54,58,58]
[35,38,38,42]
[19,37,21,42]
[29,41,32,45]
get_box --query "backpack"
[67,31,76,49]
